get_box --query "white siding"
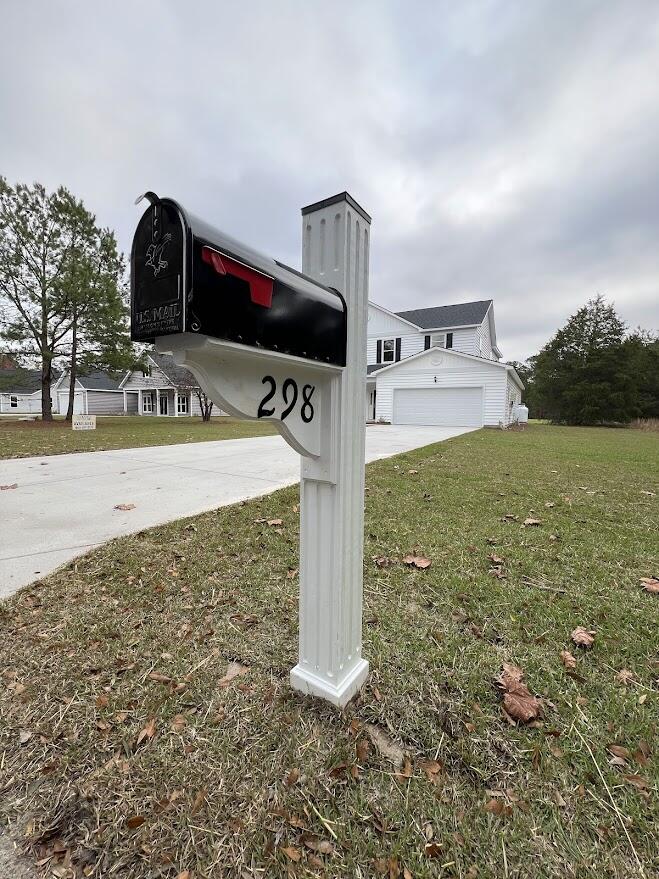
[367,304,417,336]
[375,349,509,426]
[476,312,495,359]
[86,391,125,415]
[57,391,84,414]
[505,373,522,426]
[366,331,423,365]
[189,393,227,417]
[122,363,173,391]
[0,393,43,415]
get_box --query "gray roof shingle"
[396,300,491,329]
[149,352,198,389]
[76,371,122,391]
[367,364,386,375]
[0,368,43,394]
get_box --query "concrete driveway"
[0,425,475,598]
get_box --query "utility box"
[131,194,347,367]
[516,403,529,424]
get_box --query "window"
[382,339,395,362]
[142,393,154,413]
[10,395,18,408]
[430,333,446,348]
[177,394,189,415]
[142,366,151,378]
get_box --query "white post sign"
[72,414,96,430]
[134,191,370,708]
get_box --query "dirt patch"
[0,828,36,879]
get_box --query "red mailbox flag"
[201,246,273,308]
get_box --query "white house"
[366,300,523,427]
[121,352,225,417]
[56,371,125,415]
[0,367,65,415]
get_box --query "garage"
[392,387,483,427]
[57,390,84,414]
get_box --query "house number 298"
[257,376,315,423]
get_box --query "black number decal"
[257,375,276,418]
[280,378,298,421]
[301,384,315,423]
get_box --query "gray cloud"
[1,0,657,359]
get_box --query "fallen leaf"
[286,767,300,786]
[374,556,396,568]
[125,815,146,829]
[623,774,649,792]
[420,759,443,781]
[607,744,630,761]
[615,669,635,686]
[19,730,32,745]
[484,798,512,816]
[0,483,18,491]
[365,723,405,767]
[148,671,172,684]
[496,664,542,723]
[544,501,555,508]
[502,513,519,522]
[523,517,542,527]
[281,846,301,862]
[176,872,191,879]
[560,650,577,670]
[170,714,186,733]
[301,835,334,855]
[408,469,419,474]
[424,842,443,858]
[190,789,206,815]
[136,718,157,746]
[114,503,136,511]
[218,662,249,687]
[95,693,110,709]
[356,738,369,762]
[395,756,413,782]
[266,518,283,527]
[571,627,596,648]
[640,577,659,594]
[487,553,505,565]
[402,555,431,569]
[634,740,651,766]
[286,568,298,579]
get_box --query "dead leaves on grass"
[218,661,249,687]
[402,555,431,570]
[560,650,577,670]
[496,662,543,724]
[571,626,596,648]
[640,576,659,594]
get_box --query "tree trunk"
[196,390,213,422]
[41,355,53,421]
[66,319,78,422]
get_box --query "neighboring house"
[56,371,126,416]
[121,352,225,417]
[366,300,523,427]
[0,367,64,415]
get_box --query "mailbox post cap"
[301,191,371,224]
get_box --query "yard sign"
[72,415,96,430]
[131,192,370,707]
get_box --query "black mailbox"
[131,193,347,367]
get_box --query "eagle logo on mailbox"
[145,233,172,277]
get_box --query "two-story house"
[366,299,523,427]
[121,351,225,417]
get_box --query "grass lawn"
[0,415,276,459]
[0,425,657,878]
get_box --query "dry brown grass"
[630,418,659,432]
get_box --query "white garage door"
[58,391,84,414]
[393,387,483,427]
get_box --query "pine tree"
[533,296,638,424]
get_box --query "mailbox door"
[131,202,187,342]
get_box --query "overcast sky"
[2,1,658,360]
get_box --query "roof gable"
[395,300,492,330]
[148,352,198,388]
[372,344,523,388]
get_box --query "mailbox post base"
[290,659,369,708]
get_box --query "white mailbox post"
[131,192,370,707]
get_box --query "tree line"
[0,179,135,420]
[509,296,658,425]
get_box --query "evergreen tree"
[533,296,638,424]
